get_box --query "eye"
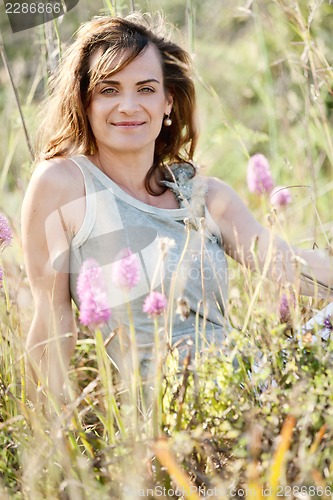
[138,87,155,93]
[101,87,118,94]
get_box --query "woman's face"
[86,43,173,158]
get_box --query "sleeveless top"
[67,155,229,373]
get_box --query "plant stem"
[0,32,34,160]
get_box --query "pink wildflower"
[77,258,111,327]
[247,154,274,195]
[143,291,167,317]
[0,266,3,288]
[279,293,294,323]
[111,247,140,290]
[323,315,333,331]
[270,186,292,208]
[0,214,13,250]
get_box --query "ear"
[165,93,174,115]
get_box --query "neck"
[89,148,162,200]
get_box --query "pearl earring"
[164,113,172,127]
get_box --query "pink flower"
[0,214,13,251]
[247,154,274,195]
[270,186,292,208]
[111,247,141,290]
[77,258,111,327]
[323,315,333,331]
[279,293,295,324]
[0,266,3,288]
[143,291,167,317]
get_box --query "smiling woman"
[35,14,197,196]
[21,13,333,407]
[86,44,173,176]
[21,14,204,404]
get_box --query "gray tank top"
[68,155,228,372]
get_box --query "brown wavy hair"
[36,13,198,194]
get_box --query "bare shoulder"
[205,176,235,197]
[205,176,237,220]
[22,157,86,239]
[204,175,263,259]
[27,157,84,205]
[33,156,81,177]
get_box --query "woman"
[22,14,333,403]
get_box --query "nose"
[117,92,140,114]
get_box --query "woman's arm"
[21,159,84,406]
[206,177,333,297]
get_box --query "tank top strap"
[69,155,98,249]
[70,155,97,196]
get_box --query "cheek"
[86,103,94,125]
[86,102,103,129]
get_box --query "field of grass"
[1,0,333,498]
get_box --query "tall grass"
[1,0,333,498]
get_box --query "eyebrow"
[97,78,161,86]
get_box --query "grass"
[1,0,333,498]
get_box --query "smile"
[112,121,145,127]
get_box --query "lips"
[112,121,145,127]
